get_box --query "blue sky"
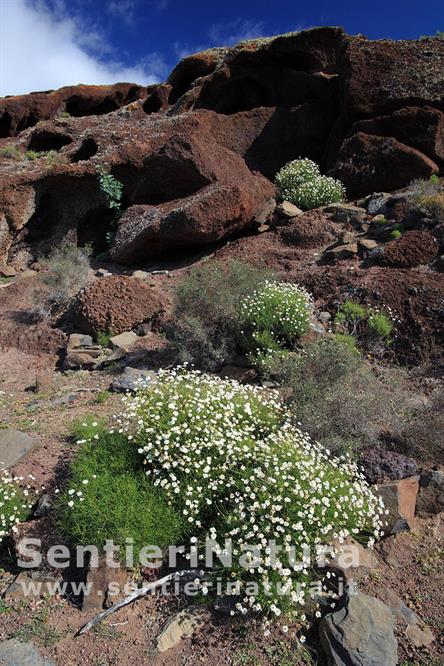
[1,0,443,96]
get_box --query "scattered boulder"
[0,429,40,470]
[67,333,94,349]
[109,331,138,352]
[382,230,439,268]
[64,348,102,370]
[376,475,419,534]
[110,367,157,393]
[155,606,210,653]
[324,242,358,260]
[325,203,366,225]
[319,592,398,666]
[358,238,378,252]
[73,276,164,335]
[276,201,303,219]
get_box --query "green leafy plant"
[275,158,345,210]
[96,164,124,246]
[334,300,394,351]
[168,260,275,371]
[0,145,21,160]
[96,164,123,212]
[96,330,114,347]
[55,422,185,562]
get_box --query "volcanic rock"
[330,133,439,198]
[72,276,164,335]
[382,230,439,267]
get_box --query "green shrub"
[390,229,402,239]
[96,331,114,347]
[0,145,21,160]
[275,158,345,210]
[55,423,184,561]
[367,312,394,341]
[265,337,405,455]
[240,280,313,357]
[32,241,91,319]
[25,150,42,160]
[169,260,275,370]
[125,368,385,619]
[0,473,34,543]
[334,300,394,351]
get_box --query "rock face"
[0,28,443,266]
[0,83,149,137]
[319,592,398,666]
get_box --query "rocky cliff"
[0,27,443,270]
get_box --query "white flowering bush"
[122,369,385,623]
[275,158,345,210]
[0,473,34,541]
[240,281,313,356]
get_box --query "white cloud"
[207,18,266,46]
[0,0,167,96]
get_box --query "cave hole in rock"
[77,207,116,255]
[65,97,118,117]
[277,50,328,73]
[168,60,217,105]
[197,76,271,114]
[16,112,39,134]
[142,93,164,115]
[22,176,115,259]
[24,192,60,257]
[0,112,12,138]
[114,158,212,207]
[28,130,72,152]
[70,137,99,163]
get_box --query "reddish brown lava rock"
[279,211,340,248]
[352,107,444,164]
[0,28,443,266]
[382,230,439,268]
[0,82,150,137]
[73,276,165,335]
[330,133,439,198]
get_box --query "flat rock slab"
[0,639,55,665]
[0,429,40,470]
[156,607,210,653]
[110,367,157,393]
